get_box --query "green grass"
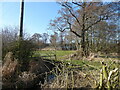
[33,50,119,71]
[61,59,102,70]
[33,50,76,59]
[33,50,119,88]
[56,50,75,56]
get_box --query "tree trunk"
[60,32,64,50]
[81,31,86,57]
[86,31,90,56]
[81,3,89,57]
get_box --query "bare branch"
[62,3,81,27]
[66,18,81,38]
[72,2,84,8]
[85,15,108,31]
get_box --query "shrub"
[6,39,37,71]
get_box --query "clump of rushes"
[99,61,119,90]
[42,62,96,88]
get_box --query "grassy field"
[33,50,119,70]
[33,50,76,60]
[33,50,119,88]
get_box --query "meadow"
[33,50,119,89]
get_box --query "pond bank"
[2,54,57,89]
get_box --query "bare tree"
[31,33,41,43]
[57,1,120,57]
[50,32,58,50]
[49,17,69,50]
[42,33,49,44]
[2,27,18,59]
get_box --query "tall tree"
[50,32,59,50]
[31,33,42,44]
[42,33,49,44]
[57,1,120,57]
[49,17,68,50]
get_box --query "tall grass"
[99,61,119,89]
[41,58,119,89]
[33,50,119,89]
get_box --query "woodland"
[1,1,120,89]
